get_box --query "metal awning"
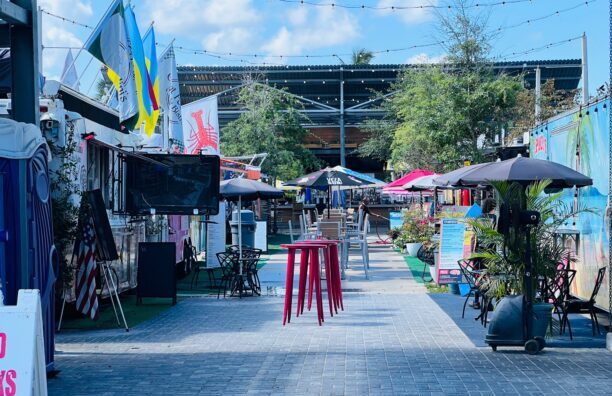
[87,137,169,168]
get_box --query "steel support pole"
[534,67,541,123]
[9,0,39,126]
[339,68,346,167]
[607,0,612,351]
[581,32,589,104]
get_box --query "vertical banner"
[158,45,184,153]
[181,96,220,155]
[436,218,465,284]
[206,201,226,268]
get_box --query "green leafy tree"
[221,83,320,181]
[351,48,374,65]
[359,0,524,172]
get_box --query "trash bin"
[230,210,257,247]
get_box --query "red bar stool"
[281,243,326,326]
[295,239,344,315]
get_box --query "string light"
[277,0,537,11]
[41,1,595,64]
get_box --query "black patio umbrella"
[458,156,593,188]
[433,162,491,187]
[284,168,371,217]
[220,178,284,266]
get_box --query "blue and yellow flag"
[142,26,159,133]
[124,5,157,136]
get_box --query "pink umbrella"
[384,169,435,189]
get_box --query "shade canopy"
[220,178,284,201]
[403,174,441,191]
[331,165,385,187]
[385,169,434,189]
[433,163,491,187]
[284,167,371,188]
[458,156,593,188]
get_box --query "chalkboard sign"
[137,242,177,304]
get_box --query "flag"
[74,217,99,320]
[84,0,138,130]
[181,95,220,155]
[142,26,160,133]
[124,5,157,136]
[158,44,184,153]
[61,49,80,91]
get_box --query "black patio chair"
[417,244,435,282]
[216,252,238,299]
[543,268,576,339]
[458,259,481,319]
[562,267,606,336]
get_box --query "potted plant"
[398,210,434,256]
[468,180,593,346]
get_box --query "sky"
[40,0,609,98]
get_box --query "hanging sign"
[436,218,466,284]
[0,290,48,396]
[181,96,219,155]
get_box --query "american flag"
[75,217,99,320]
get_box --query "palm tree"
[351,48,374,65]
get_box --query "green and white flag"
[85,0,138,130]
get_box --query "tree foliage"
[358,0,526,172]
[351,48,374,65]
[221,82,320,181]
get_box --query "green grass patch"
[176,259,269,296]
[59,295,174,331]
[267,233,292,254]
[402,256,433,284]
[425,283,449,294]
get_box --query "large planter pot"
[404,242,422,256]
[486,295,553,353]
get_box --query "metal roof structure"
[179,59,582,128]
[178,59,582,170]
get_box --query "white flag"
[158,45,184,153]
[61,49,80,91]
[181,95,220,155]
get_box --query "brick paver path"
[49,244,612,395]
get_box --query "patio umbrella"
[403,174,441,191]
[220,178,284,269]
[384,169,434,189]
[331,165,385,187]
[284,167,371,217]
[433,163,491,187]
[457,156,593,188]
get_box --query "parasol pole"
[328,186,331,219]
[238,196,243,274]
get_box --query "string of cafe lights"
[41,0,596,62]
[277,0,537,11]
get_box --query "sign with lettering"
[0,290,48,395]
[326,177,343,185]
[436,219,466,284]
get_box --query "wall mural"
[530,97,610,309]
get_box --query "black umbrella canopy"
[220,178,284,201]
[284,167,370,188]
[459,156,593,188]
[433,163,491,187]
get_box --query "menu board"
[437,218,466,284]
[206,201,226,268]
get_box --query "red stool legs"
[296,248,309,317]
[282,248,296,325]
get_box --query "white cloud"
[262,6,359,57]
[376,0,437,25]
[203,28,254,53]
[146,0,260,36]
[406,53,446,64]
[39,0,93,18]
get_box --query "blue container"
[0,121,57,371]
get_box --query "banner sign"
[206,201,226,268]
[181,96,219,155]
[389,212,403,230]
[0,290,48,396]
[437,218,466,284]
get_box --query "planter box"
[404,242,422,257]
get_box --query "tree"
[358,0,524,172]
[351,48,374,65]
[221,82,320,181]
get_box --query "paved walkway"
[49,242,612,396]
